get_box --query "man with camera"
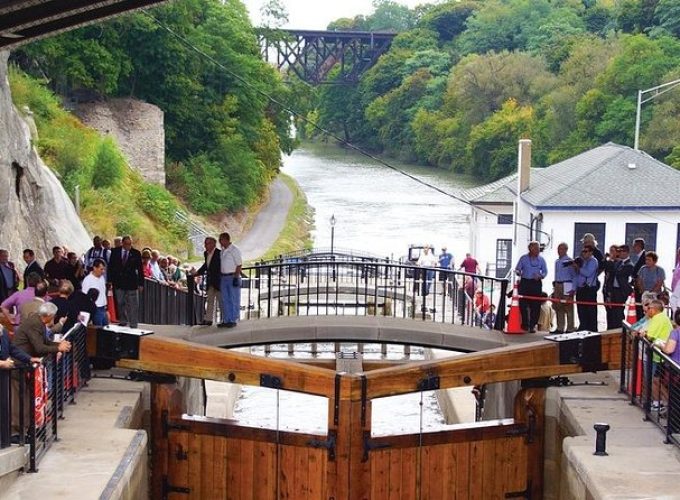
[573,245,600,331]
[552,242,576,334]
[515,241,547,333]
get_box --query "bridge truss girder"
[0,0,168,50]
[259,29,396,85]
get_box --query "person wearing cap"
[515,241,547,333]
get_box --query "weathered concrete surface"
[545,371,680,500]
[0,52,90,263]
[148,316,540,351]
[74,98,165,185]
[3,378,148,500]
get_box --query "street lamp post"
[330,214,336,281]
[634,78,680,150]
[330,214,336,256]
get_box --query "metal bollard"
[593,422,610,456]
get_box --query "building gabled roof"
[465,142,680,209]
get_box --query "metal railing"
[139,279,204,326]
[171,260,508,329]
[620,323,680,445]
[261,247,393,264]
[0,324,89,471]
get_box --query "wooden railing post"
[326,375,371,500]
[514,387,545,500]
[150,381,183,500]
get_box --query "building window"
[625,223,657,251]
[497,214,513,225]
[573,223,606,255]
[495,239,512,278]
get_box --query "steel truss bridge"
[258,29,396,84]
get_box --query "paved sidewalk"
[4,378,147,500]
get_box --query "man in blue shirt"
[552,242,576,334]
[515,241,548,333]
[574,245,600,331]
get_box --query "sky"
[241,0,427,30]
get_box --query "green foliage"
[417,1,479,43]
[91,137,125,189]
[666,144,680,169]
[309,0,680,182]
[466,99,537,179]
[653,0,680,37]
[13,0,291,215]
[9,67,189,253]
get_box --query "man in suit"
[0,249,19,303]
[22,249,44,286]
[13,302,70,357]
[604,244,635,329]
[195,237,221,325]
[631,238,647,320]
[107,235,144,328]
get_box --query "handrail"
[619,323,680,446]
[0,324,89,471]
[138,260,509,330]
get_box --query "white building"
[465,141,680,284]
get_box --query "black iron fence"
[0,324,89,472]
[139,279,204,326]
[620,323,680,445]
[174,260,509,329]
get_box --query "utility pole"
[634,78,680,150]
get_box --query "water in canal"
[282,142,478,262]
[230,143,481,434]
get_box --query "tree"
[418,1,479,42]
[443,51,556,126]
[653,0,680,37]
[367,0,416,31]
[466,99,537,179]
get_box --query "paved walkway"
[238,176,293,261]
[4,378,147,500]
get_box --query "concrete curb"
[99,430,148,500]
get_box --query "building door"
[495,239,512,278]
[625,223,658,251]
[573,223,606,255]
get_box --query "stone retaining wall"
[74,98,165,185]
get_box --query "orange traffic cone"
[505,281,525,334]
[107,288,118,323]
[626,291,637,325]
[625,291,642,394]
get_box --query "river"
[281,142,478,262]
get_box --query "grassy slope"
[9,68,190,254]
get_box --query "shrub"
[91,137,125,189]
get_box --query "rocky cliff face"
[0,51,91,267]
[74,98,165,185]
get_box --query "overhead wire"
[141,10,675,247]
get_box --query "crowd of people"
[514,234,680,335]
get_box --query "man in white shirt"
[417,245,437,295]
[81,258,108,326]
[218,232,242,328]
